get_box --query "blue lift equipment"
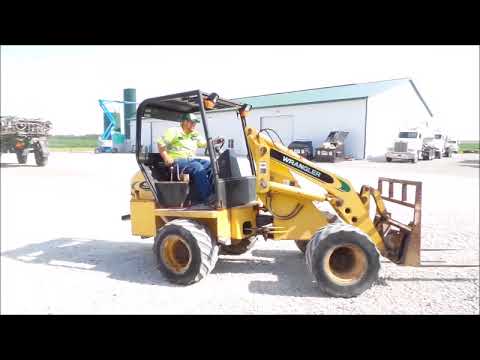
[95,99,137,153]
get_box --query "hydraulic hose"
[266,194,304,220]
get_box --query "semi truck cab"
[385,128,425,163]
[431,130,448,158]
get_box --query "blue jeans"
[174,158,213,202]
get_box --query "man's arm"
[157,144,174,166]
[194,132,207,148]
[156,128,175,166]
[196,136,224,149]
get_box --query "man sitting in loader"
[156,113,220,204]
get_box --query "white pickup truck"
[385,128,426,163]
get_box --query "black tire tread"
[156,218,218,285]
[305,222,380,298]
[34,151,48,166]
[16,150,28,164]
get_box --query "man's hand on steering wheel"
[204,137,225,156]
[212,137,225,146]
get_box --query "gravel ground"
[1,152,478,314]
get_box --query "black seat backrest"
[151,163,171,181]
[217,149,241,179]
[138,153,171,181]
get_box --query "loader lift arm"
[243,124,422,266]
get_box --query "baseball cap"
[180,113,200,123]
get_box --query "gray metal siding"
[206,99,367,159]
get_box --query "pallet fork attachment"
[361,178,422,266]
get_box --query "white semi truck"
[428,129,451,158]
[385,127,432,163]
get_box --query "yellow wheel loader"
[125,90,423,298]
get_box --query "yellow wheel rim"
[323,244,368,286]
[160,235,192,274]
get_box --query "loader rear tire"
[154,219,219,285]
[294,240,309,253]
[34,151,48,166]
[306,223,380,298]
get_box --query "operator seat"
[217,149,241,179]
[139,152,199,206]
[139,153,171,181]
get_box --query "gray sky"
[1,45,478,139]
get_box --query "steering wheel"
[204,137,225,157]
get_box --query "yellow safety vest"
[157,127,207,159]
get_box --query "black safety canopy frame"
[135,90,255,205]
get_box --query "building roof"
[233,78,433,116]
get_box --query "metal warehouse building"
[205,78,433,160]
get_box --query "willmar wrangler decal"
[270,149,334,184]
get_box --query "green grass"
[49,134,99,148]
[49,147,95,152]
[459,142,479,153]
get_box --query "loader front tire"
[154,219,219,285]
[306,223,380,298]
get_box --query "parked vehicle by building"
[385,127,428,163]
[1,116,51,166]
[288,140,314,160]
[314,131,349,162]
